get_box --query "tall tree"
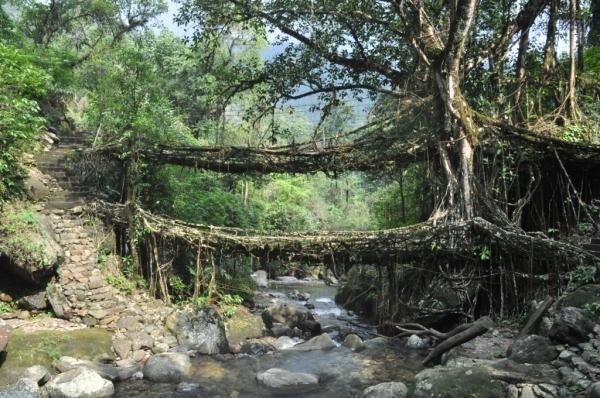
[178,0,550,223]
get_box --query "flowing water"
[0,280,423,397]
[117,278,423,397]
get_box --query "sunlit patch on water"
[314,307,342,317]
[315,297,333,303]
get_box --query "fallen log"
[422,316,494,366]
[506,295,554,356]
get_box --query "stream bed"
[0,279,423,397]
[116,278,423,397]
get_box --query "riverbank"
[2,277,600,397]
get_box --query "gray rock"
[256,368,319,393]
[240,340,273,356]
[286,333,336,351]
[406,334,426,349]
[2,214,62,285]
[17,292,48,312]
[46,283,71,320]
[262,304,314,329]
[508,335,558,364]
[112,337,132,359]
[588,381,600,398]
[413,359,559,398]
[343,334,365,351]
[549,307,595,345]
[116,316,142,331]
[251,270,268,288]
[362,382,408,398]
[174,306,229,354]
[56,356,139,382]
[22,365,50,385]
[271,323,291,337]
[520,385,536,398]
[0,378,40,398]
[142,352,191,383]
[46,367,114,398]
[272,336,298,350]
[128,331,154,351]
[0,324,12,352]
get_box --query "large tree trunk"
[514,28,530,124]
[543,0,558,77]
[591,0,600,46]
[431,0,478,222]
[567,0,579,119]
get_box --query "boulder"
[256,368,319,394]
[46,368,114,398]
[589,381,600,398]
[272,336,298,350]
[17,292,48,312]
[412,366,510,398]
[413,358,559,398]
[112,337,132,359]
[174,306,229,354]
[128,331,154,351]
[56,356,139,382]
[24,169,49,201]
[549,307,595,345]
[0,214,62,285]
[262,304,314,329]
[22,365,50,385]
[142,352,191,383]
[46,283,72,320]
[362,382,408,398]
[287,333,336,352]
[116,316,142,331]
[562,284,600,309]
[271,323,291,337]
[343,334,365,351]
[508,335,558,364]
[406,334,427,349]
[240,340,274,356]
[225,307,265,347]
[0,378,40,398]
[0,324,12,352]
[298,319,322,336]
[251,270,268,288]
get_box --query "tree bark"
[590,0,600,46]
[543,0,558,77]
[567,0,579,119]
[514,28,530,124]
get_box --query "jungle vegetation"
[2,0,600,325]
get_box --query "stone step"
[44,199,85,210]
[583,244,600,253]
[592,238,600,245]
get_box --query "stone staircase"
[35,133,130,327]
[584,238,600,257]
[32,132,172,337]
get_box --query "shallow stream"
[116,279,423,397]
[0,279,423,397]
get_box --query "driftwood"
[516,295,554,339]
[506,295,554,356]
[394,316,494,366]
[422,316,494,366]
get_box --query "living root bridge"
[89,134,429,174]
[91,201,599,267]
